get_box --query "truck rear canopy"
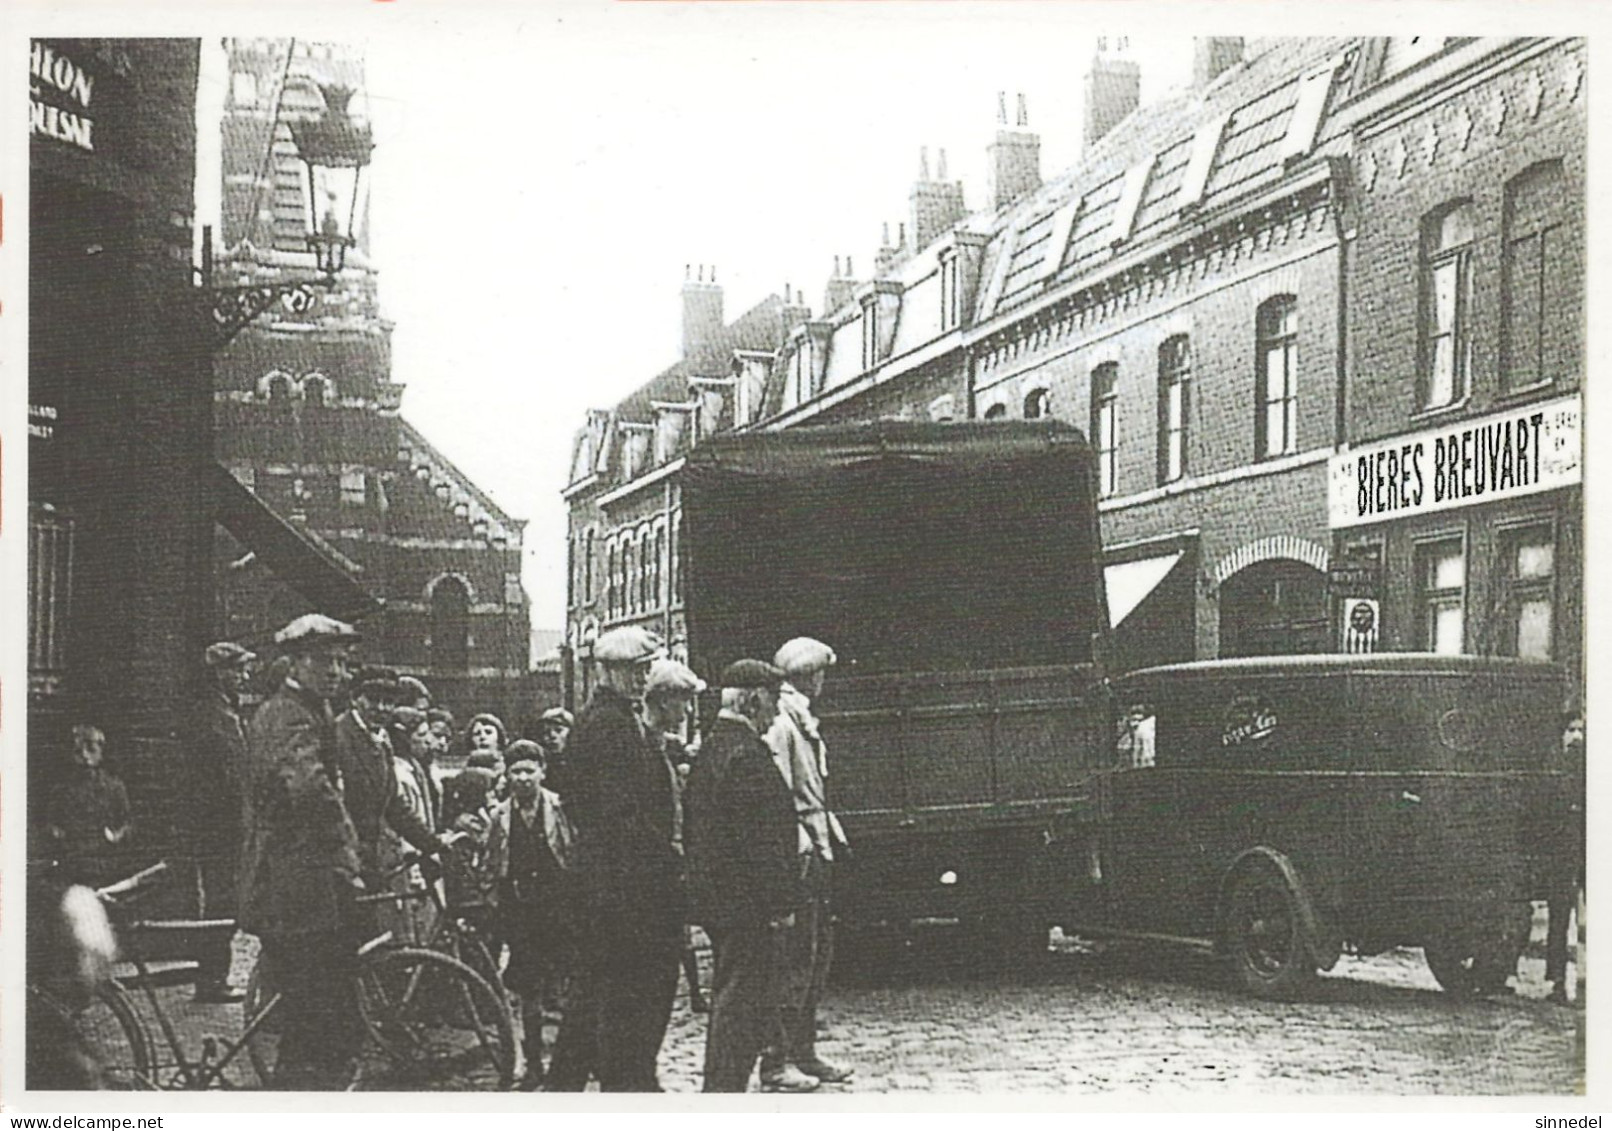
[681,420,1106,677]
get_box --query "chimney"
[1083,39,1141,152]
[1192,37,1244,88]
[681,262,724,360]
[988,91,1042,211]
[875,223,904,275]
[909,146,968,253]
[822,255,859,315]
[780,283,812,332]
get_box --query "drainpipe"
[1328,156,1353,452]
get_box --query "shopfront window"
[1416,537,1466,655]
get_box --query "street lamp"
[201,81,375,346]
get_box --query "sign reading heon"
[1328,394,1581,529]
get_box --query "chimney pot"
[1017,92,1029,127]
[997,90,1008,125]
[937,148,950,181]
[919,146,930,181]
[1192,37,1244,88]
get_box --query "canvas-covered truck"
[680,420,1113,956]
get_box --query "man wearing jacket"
[334,668,449,894]
[546,624,677,1092]
[684,659,802,1093]
[761,637,854,1089]
[237,614,366,1091]
[188,641,256,1003]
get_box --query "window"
[231,70,258,108]
[302,375,332,408]
[653,524,666,609]
[340,468,366,506]
[1091,363,1118,498]
[605,540,617,617]
[1503,162,1571,391]
[1157,336,1191,484]
[1416,537,1466,655]
[430,576,471,671]
[264,373,295,403]
[1023,388,1050,420]
[1496,523,1555,660]
[505,571,525,606]
[861,300,878,370]
[1256,296,1298,458]
[28,505,75,696]
[671,512,683,605]
[637,528,651,611]
[625,536,638,614]
[982,403,1008,420]
[939,250,961,330]
[785,346,809,411]
[583,529,595,605]
[1420,203,1475,409]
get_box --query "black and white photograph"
[4,2,1594,1113]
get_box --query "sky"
[204,6,1204,631]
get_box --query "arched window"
[1419,202,1475,409]
[982,403,1008,420]
[301,374,333,408]
[430,576,471,672]
[1157,336,1191,484]
[1503,162,1572,391]
[1023,388,1051,420]
[1255,296,1298,458]
[1090,365,1118,497]
[262,373,296,403]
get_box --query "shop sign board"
[1328,394,1581,529]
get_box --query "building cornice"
[596,456,686,508]
[562,473,602,501]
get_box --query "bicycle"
[242,854,517,1090]
[44,860,515,1090]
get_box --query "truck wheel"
[1222,868,1315,1000]
[1423,902,1531,996]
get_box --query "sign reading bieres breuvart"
[30,42,98,151]
[1328,394,1581,529]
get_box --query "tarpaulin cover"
[681,420,1106,677]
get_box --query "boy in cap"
[41,724,132,889]
[683,659,803,1093]
[484,740,576,1088]
[238,613,367,1090]
[547,624,680,1092]
[188,641,256,1002]
[761,638,854,1087]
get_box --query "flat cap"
[773,637,837,676]
[273,613,361,650]
[205,641,257,669]
[397,675,432,705]
[539,707,575,728]
[356,665,400,691]
[505,739,546,767]
[720,658,786,689]
[593,625,663,664]
[645,658,706,698]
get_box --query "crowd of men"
[34,611,855,1094]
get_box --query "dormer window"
[1108,156,1155,248]
[861,296,879,371]
[939,249,961,330]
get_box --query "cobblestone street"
[140,909,1582,1096]
[646,926,1582,1096]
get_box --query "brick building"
[562,274,800,703]
[29,38,374,856]
[212,38,534,725]
[562,36,1583,692]
[1329,38,1583,681]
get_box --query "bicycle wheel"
[356,946,516,1089]
[241,962,282,1087]
[74,984,155,1090]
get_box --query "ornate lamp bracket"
[202,278,327,348]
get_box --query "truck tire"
[1222,866,1316,1000]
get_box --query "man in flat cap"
[547,624,681,1092]
[683,659,803,1093]
[238,614,367,1089]
[642,658,711,1015]
[334,666,451,902]
[534,706,575,782]
[186,641,256,1003]
[761,637,853,1088]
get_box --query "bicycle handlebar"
[95,860,170,900]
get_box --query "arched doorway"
[1219,558,1328,658]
